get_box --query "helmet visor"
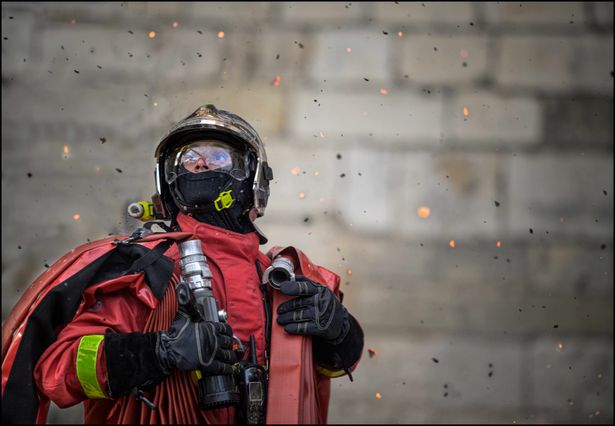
[165,140,250,183]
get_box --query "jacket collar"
[176,212,260,261]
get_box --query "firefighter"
[2,105,363,424]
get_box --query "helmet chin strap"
[248,207,268,245]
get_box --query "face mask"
[175,170,253,214]
[176,171,231,209]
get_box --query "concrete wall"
[2,2,612,424]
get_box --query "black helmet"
[152,105,274,223]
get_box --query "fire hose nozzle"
[263,256,295,289]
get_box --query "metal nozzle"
[179,240,212,288]
[179,239,206,260]
[265,256,295,289]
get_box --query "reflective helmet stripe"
[76,335,107,399]
[315,365,347,378]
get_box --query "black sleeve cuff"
[104,331,167,398]
[313,314,364,371]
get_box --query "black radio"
[236,335,267,424]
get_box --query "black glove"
[157,310,237,375]
[276,275,350,344]
[276,275,364,379]
[104,311,237,398]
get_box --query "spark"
[298,192,305,199]
[172,21,179,29]
[314,171,320,176]
[496,241,502,248]
[272,74,281,87]
[217,31,225,39]
[73,213,81,220]
[291,167,301,175]
[463,106,470,116]
[346,268,353,276]
[63,145,70,155]
[148,31,156,39]
[375,392,382,399]
[449,239,456,249]
[346,47,352,53]
[153,101,159,107]
[557,342,564,350]
[417,206,431,219]
[379,88,389,95]
[397,31,403,37]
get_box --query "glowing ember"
[557,343,564,350]
[153,101,159,107]
[346,47,352,53]
[397,31,403,37]
[291,167,301,175]
[172,21,179,29]
[375,392,382,399]
[463,106,470,117]
[368,348,378,358]
[379,88,389,95]
[346,268,353,276]
[417,206,431,219]
[148,31,156,39]
[449,239,456,249]
[272,74,281,87]
[496,241,502,248]
[217,31,225,39]
[63,145,70,155]
[73,213,81,220]
[298,192,305,199]
[460,48,469,58]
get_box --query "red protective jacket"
[2,212,359,424]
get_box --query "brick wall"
[2,2,612,424]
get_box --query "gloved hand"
[276,275,350,344]
[104,310,237,398]
[157,310,237,375]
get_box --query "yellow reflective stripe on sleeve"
[76,335,107,399]
[316,365,347,378]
